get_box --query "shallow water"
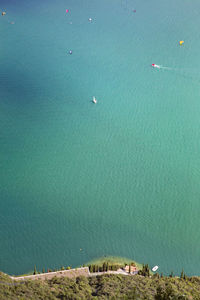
[1,0,200,275]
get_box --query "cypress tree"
[153,273,160,279]
[102,262,106,272]
[105,263,108,272]
[33,265,37,275]
[169,271,174,278]
[106,263,109,271]
[42,268,45,273]
[180,269,184,279]
[146,264,150,276]
[145,264,150,276]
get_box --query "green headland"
[0,257,199,299]
[85,256,143,270]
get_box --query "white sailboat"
[92,96,97,104]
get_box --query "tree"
[169,271,174,278]
[155,284,178,299]
[145,264,150,276]
[180,269,184,279]
[33,265,37,275]
[103,262,106,272]
[95,265,99,272]
[42,268,45,273]
[152,273,160,279]
[106,263,109,271]
[89,265,93,272]
[138,264,150,276]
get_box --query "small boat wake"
[152,64,172,70]
[151,64,200,83]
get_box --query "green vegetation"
[89,262,121,272]
[138,264,151,276]
[1,271,200,299]
[88,261,139,273]
[85,256,143,270]
[85,256,141,273]
[27,265,72,275]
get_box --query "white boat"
[152,64,161,69]
[92,96,97,104]
[152,266,159,272]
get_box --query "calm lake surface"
[1,0,200,275]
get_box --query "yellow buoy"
[179,40,184,45]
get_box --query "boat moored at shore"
[152,266,159,272]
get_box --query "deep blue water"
[1,0,200,275]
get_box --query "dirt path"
[9,267,137,282]
[10,267,90,281]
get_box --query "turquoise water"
[1,0,200,275]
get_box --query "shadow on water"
[0,64,40,106]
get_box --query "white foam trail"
[159,66,172,70]
[152,65,172,70]
[153,65,200,83]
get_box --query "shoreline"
[4,256,146,280]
